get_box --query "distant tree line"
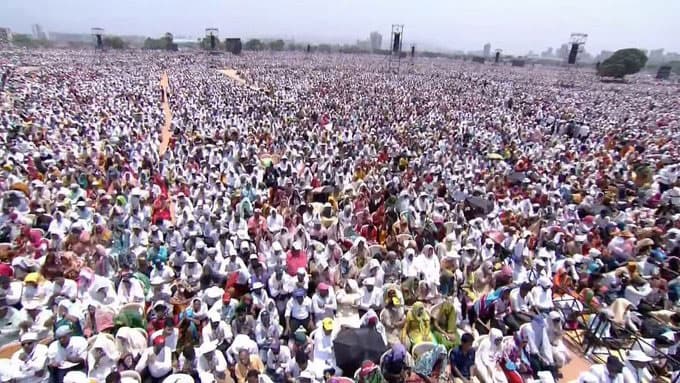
[10,34,51,48]
[144,33,177,51]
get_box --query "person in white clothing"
[117,272,145,304]
[10,332,48,383]
[414,244,440,286]
[580,356,625,383]
[311,283,337,323]
[202,310,233,354]
[357,278,382,317]
[135,335,173,382]
[47,326,88,382]
[621,350,654,383]
[197,340,230,383]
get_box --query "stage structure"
[388,24,404,73]
[91,27,104,51]
[205,28,219,51]
[567,33,587,65]
[494,49,502,64]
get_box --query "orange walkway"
[159,72,172,156]
[158,72,175,223]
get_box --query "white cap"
[20,332,39,343]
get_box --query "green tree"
[667,61,680,75]
[598,48,648,78]
[103,36,126,49]
[268,39,285,51]
[11,34,35,47]
[317,44,332,53]
[163,32,174,50]
[244,38,263,51]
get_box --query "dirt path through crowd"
[158,72,176,223]
[217,68,260,90]
[159,72,171,156]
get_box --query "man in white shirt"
[197,340,229,383]
[531,276,554,312]
[265,340,292,379]
[117,271,145,304]
[135,335,173,382]
[202,311,233,353]
[358,278,382,318]
[149,318,179,353]
[505,283,534,332]
[311,283,337,323]
[0,275,23,306]
[582,356,625,383]
[47,326,88,382]
[10,332,48,383]
[285,288,313,334]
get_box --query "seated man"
[47,326,88,382]
[135,335,173,382]
[10,332,48,382]
[236,349,266,383]
[198,341,230,383]
[450,333,476,383]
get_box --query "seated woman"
[401,302,433,350]
[475,329,508,383]
[413,345,448,382]
[500,330,533,383]
[380,289,406,345]
[381,343,414,383]
[431,297,460,350]
[88,334,120,381]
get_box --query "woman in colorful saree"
[431,296,460,349]
[401,301,433,350]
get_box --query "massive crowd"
[0,49,679,383]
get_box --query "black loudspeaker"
[472,56,485,64]
[307,44,311,53]
[656,66,671,79]
[210,35,216,50]
[495,51,500,63]
[225,38,242,55]
[568,43,579,64]
[96,34,103,49]
[511,59,525,67]
[411,45,415,58]
[392,33,401,53]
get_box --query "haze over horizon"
[2,0,678,55]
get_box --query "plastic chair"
[429,302,443,321]
[121,370,142,383]
[412,341,436,360]
[396,234,413,244]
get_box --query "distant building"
[31,24,46,40]
[369,31,382,51]
[540,47,554,58]
[0,27,11,47]
[356,39,371,51]
[558,43,569,59]
[649,48,664,63]
[483,43,491,58]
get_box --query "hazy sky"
[2,0,678,55]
